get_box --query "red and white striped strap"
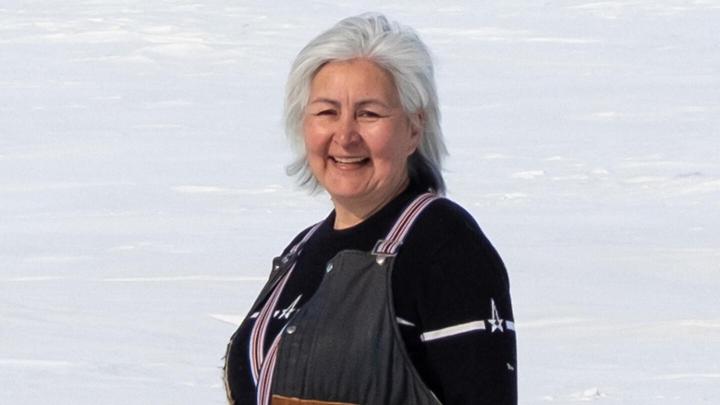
[248,222,321,385]
[256,326,285,405]
[372,192,439,258]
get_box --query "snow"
[1,1,718,404]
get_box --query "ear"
[407,112,424,155]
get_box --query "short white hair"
[284,13,447,193]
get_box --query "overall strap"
[287,222,323,257]
[249,221,322,387]
[372,192,439,263]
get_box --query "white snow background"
[1,1,719,404]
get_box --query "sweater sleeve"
[394,200,517,405]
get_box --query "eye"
[315,109,337,116]
[357,110,381,119]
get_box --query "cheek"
[303,130,333,175]
[302,121,323,155]
[371,124,415,161]
[367,139,408,173]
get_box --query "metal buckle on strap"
[371,193,439,265]
[372,239,401,265]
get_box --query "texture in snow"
[1,1,719,404]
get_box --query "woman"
[225,13,516,405]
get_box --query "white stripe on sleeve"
[420,320,487,342]
[396,317,416,327]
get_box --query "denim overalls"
[226,193,442,405]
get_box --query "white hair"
[284,13,447,194]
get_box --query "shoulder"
[417,197,481,234]
[397,196,510,293]
[405,197,497,260]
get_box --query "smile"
[330,156,370,165]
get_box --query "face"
[303,59,421,214]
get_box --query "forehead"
[309,59,399,101]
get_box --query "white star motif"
[488,298,504,332]
[276,294,302,319]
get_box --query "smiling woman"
[224,13,517,405]
[303,59,421,229]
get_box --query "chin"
[327,188,367,201]
[321,177,367,196]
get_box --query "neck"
[332,177,409,230]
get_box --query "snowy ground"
[1,1,719,404]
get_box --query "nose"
[333,112,360,147]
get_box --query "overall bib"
[228,193,442,405]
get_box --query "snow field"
[1,1,719,403]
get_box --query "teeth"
[334,157,366,164]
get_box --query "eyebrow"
[308,98,393,109]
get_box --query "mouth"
[331,156,369,164]
[329,155,370,170]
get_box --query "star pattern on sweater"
[488,298,504,332]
